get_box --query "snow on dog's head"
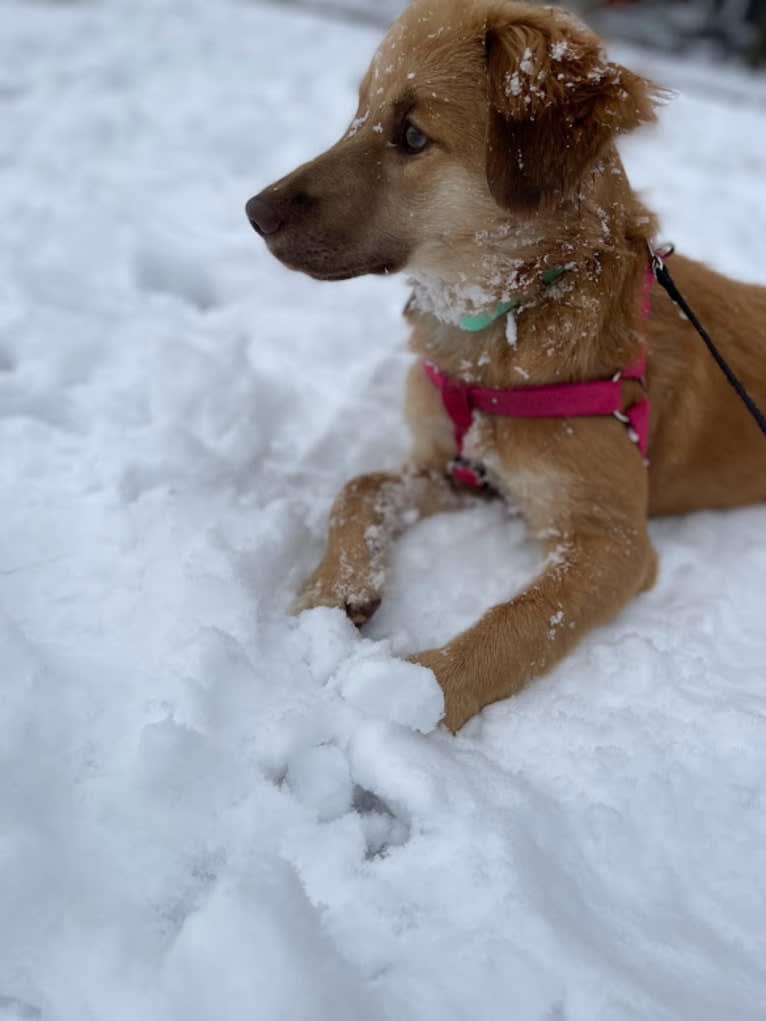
[245,0,663,285]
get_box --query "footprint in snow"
[352,783,411,859]
[284,744,411,858]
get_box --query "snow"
[1,1,766,1019]
[333,648,444,732]
[286,741,354,822]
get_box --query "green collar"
[458,266,566,333]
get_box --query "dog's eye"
[402,120,430,155]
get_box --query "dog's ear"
[485,8,664,210]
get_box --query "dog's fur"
[248,0,766,731]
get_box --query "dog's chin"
[265,241,408,282]
[304,261,404,282]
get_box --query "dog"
[246,0,766,731]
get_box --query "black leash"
[650,245,766,436]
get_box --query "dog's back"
[647,255,766,514]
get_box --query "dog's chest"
[407,362,566,525]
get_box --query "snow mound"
[334,649,445,733]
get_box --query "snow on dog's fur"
[247,0,766,731]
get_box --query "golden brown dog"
[246,0,766,731]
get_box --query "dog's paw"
[292,565,383,628]
[407,647,481,733]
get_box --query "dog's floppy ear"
[485,8,664,210]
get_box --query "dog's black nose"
[245,195,283,236]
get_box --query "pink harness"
[423,265,654,489]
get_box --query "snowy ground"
[1,1,766,1019]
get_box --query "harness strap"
[424,355,649,461]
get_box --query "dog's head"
[246,0,662,281]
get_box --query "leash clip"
[648,240,675,278]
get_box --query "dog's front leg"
[294,467,461,625]
[412,525,657,731]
